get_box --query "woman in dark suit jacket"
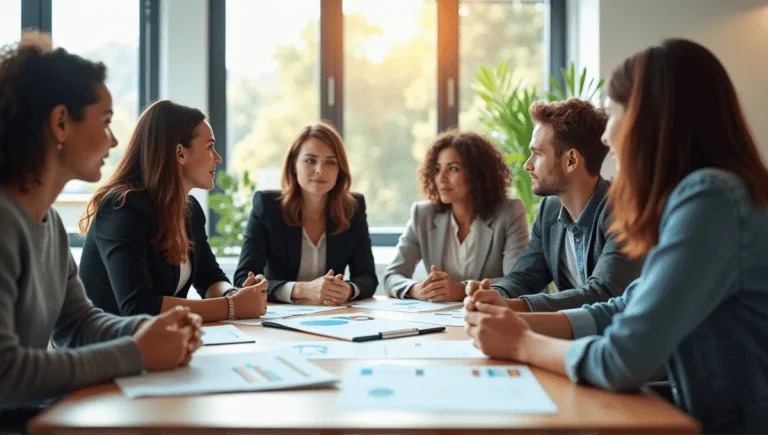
[235,122,377,305]
[78,100,268,322]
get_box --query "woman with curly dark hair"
[384,130,529,301]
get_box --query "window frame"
[210,0,566,246]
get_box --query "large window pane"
[459,0,547,132]
[0,0,21,47]
[52,0,139,231]
[227,0,321,190]
[344,0,437,227]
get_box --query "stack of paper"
[351,299,463,313]
[224,305,348,326]
[201,325,254,346]
[283,340,486,360]
[116,350,338,398]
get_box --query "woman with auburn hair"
[78,100,268,322]
[0,34,201,430]
[235,121,377,305]
[384,130,529,301]
[465,39,768,433]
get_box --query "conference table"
[29,302,700,434]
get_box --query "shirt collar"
[558,177,609,230]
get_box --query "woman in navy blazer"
[235,122,377,304]
[78,100,268,322]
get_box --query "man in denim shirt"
[467,99,643,312]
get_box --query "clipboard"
[261,314,445,342]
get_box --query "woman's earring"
[56,144,63,152]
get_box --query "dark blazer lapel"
[430,212,449,270]
[550,221,566,288]
[285,224,302,279]
[474,215,494,278]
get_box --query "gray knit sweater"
[0,187,146,410]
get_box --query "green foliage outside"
[208,171,256,256]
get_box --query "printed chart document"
[351,299,463,313]
[224,305,348,326]
[262,314,444,342]
[338,364,557,414]
[284,340,486,360]
[116,350,338,398]
[408,309,466,327]
[201,325,254,346]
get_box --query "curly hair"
[418,130,512,219]
[529,98,608,176]
[0,31,106,191]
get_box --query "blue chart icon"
[293,344,329,356]
[393,301,419,306]
[300,319,349,327]
[368,387,395,398]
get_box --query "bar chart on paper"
[116,350,338,398]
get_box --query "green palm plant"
[473,61,604,225]
[209,171,257,256]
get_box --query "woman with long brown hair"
[465,39,768,432]
[234,121,377,305]
[78,100,268,322]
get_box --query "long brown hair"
[418,129,512,220]
[79,100,206,264]
[280,121,357,234]
[607,39,768,259]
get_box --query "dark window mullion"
[207,0,227,235]
[549,0,567,90]
[21,0,52,33]
[437,0,459,133]
[320,0,343,135]
[139,0,159,113]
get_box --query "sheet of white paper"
[222,305,348,326]
[351,299,463,313]
[338,364,557,413]
[283,340,486,359]
[222,318,263,326]
[201,325,254,346]
[116,350,338,398]
[407,309,466,327]
[264,314,443,341]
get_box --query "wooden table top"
[29,305,700,434]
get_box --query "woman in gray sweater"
[0,33,203,431]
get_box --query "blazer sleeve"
[519,208,643,312]
[89,194,164,316]
[491,197,553,298]
[498,199,530,278]
[383,202,422,299]
[345,195,378,299]
[188,196,229,297]
[234,191,283,293]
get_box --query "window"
[0,0,21,48]
[226,0,321,191]
[52,0,140,231]
[459,0,547,132]
[344,0,437,227]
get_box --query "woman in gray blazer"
[385,130,529,301]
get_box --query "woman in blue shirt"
[465,38,768,433]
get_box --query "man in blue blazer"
[467,99,643,312]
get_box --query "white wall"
[159,0,210,213]
[569,0,768,177]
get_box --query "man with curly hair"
[466,98,643,313]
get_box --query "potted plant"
[473,61,604,225]
[208,171,256,257]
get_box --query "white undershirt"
[273,228,360,303]
[175,259,192,295]
[442,213,478,282]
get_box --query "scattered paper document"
[201,325,254,346]
[338,364,557,414]
[116,350,338,398]
[224,305,348,327]
[263,314,444,342]
[223,318,263,326]
[352,299,462,313]
[283,340,485,360]
[407,309,466,327]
